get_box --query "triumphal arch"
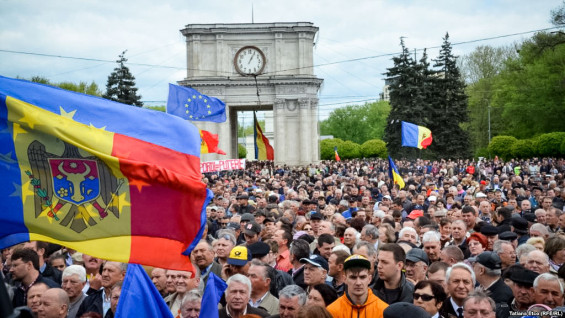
[179,22,323,165]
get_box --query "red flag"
[334,147,341,161]
[200,129,226,155]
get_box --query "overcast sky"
[0,0,561,121]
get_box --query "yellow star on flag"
[192,95,196,99]
[204,99,207,103]
[208,111,212,114]
[189,115,193,119]
[59,106,77,119]
[206,105,211,108]
[198,95,202,99]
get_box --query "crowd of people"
[2,156,565,318]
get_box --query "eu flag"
[167,84,226,123]
[115,264,173,318]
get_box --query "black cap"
[248,242,270,259]
[243,222,261,236]
[471,251,502,270]
[512,217,529,235]
[300,254,329,271]
[405,248,429,265]
[227,222,240,230]
[310,212,323,220]
[236,194,249,200]
[480,225,499,236]
[241,213,254,222]
[384,302,430,318]
[499,231,518,241]
[510,268,539,286]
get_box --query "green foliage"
[320,101,390,144]
[320,138,344,160]
[103,51,143,107]
[488,136,517,160]
[474,147,490,159]
[361,139,388,158]
[29,77,102,96]
[145,105,166,112]
[561,138,565,155]
[511,139,537,159]
[536,132,565,156]
[339,140,361,159]
[492,31,565,139]
[238,143,247,159]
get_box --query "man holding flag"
[388,156,405,190]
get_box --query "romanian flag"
[388,156,405,190]
[0,76,212,271]
[200,129,226,155]
[334,146,341,161]
[254,112,274,160]
[401,121,433,149]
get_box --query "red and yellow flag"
[200,129,226,155]
[254,112,274,160]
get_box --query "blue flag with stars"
[167,84,226,123]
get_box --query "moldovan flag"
[388,156,405,190]
[401,121,433,149]
[334,146,341,161]
[0,76,212,271]
[200,129,226,155]
[254,112,274,160]
[115,264,173,318]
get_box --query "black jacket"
[372,272,414,304]
[76,288,104,317]
[218,304,268,318]
[487,278,513,305]
[439,297,461,318]
[288,266,306,290]
[41,263,62,286]
[12,274,58,307]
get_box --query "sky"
[0,0,561,122]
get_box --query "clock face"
[234,46,266,76]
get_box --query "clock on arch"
[234,46,266,76]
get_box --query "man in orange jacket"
[327,254,388,318]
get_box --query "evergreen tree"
[103,51,143,107]
[430,33,470,158]
[384,39,429,159]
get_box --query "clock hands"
[248,52,255,64]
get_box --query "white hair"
[534,273,564,294]
[62,265,86,283]
[446,262,476,286]
[332,244,351,255]
[226,274,251,298]
[374,210,386,219]
[422,231,441,244]
[399,227,419,242]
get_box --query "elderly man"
[192,240,223,286]
[524,250,550,274]
[439,263,475,318]
[277,285,307,318]
[439,246,464,266]
[180,290,202,318]
[300,255,328,292]
[462,290,496,318]
[471,251,513,305]
[404,248,429,285]
[493,240,516,271]
[219,274,268,318]
[422,231,441,263]
[214,230,236,267]
[247,260,279,315]
[27,282,50,317]
[150,267,168,298]
[165,267,200,317]
[61,265,87,318]
[508,268,538,312]
[360,224,380,251]
[76,262,126,317]
[37,288,69,318]
[398,227,419,246]
[533,273,564,309]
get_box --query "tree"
[29,77,102,96]
[384,39,427,158]
[361,139,388,158]
[460,45,515,152]
[429,33,470,158]
[320,101,390,144]
[492,31,565,138]
[551,1,565,26]
[103,51,143,107]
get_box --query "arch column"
[299,98,311,165]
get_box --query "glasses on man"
[413,292,435,302]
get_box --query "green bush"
[537,132,565,157]
[320,138,345,160]
[238,143,247,159]
[340,140,362,159]
[561,138,565,155]
[474,147,489,159]
[361,139,388,158]
[488,136,517,160]
[511,139,536,159]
